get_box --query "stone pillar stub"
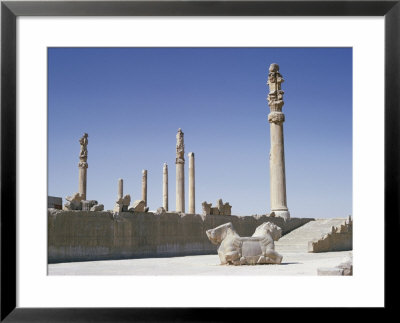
[78,133,88,200]
[142,169,147,207]
[163,163,168,211]
[118,178,123,200]
[188,152,195,214]
[176,128,185,213]
[267,64,290,220]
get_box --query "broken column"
[78,133,88,200]
[188,152,195,214]
[267,63,290,220]
[163,163,168,211]
[142,169,147,207]
[114,178,130,213]
[175,128,185,213]
[118,178,123,199]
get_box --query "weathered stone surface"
[129,200,146,212]
[308,216,352,253]
[206,222,283,265]
[156,207,166,215]
[337,254,353,276]
[81,200,98,211]
[317,267,344,276]
[216,199,224,213]
[252,222,282,241]
[114,194,131,213]
[63,192,84,210]
[78,133,88,200]
[48,196,62,209]
[48,211,313,263]
[188,152,195,214]
[176,128,185,212]
[201,201,211,215]
[90,204,104,211]
[163,163,168,211]
[142,170,147,206]
[202,199,232,215]
[223,202,232,216]
[267,63,290,220]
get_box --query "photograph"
[47,47,353,276]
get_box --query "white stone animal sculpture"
[206,222,283,265]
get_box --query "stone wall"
[48,209,314,263]
[308,216,352,253]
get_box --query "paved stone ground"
[48,218,352,276]
[48,250,351,276]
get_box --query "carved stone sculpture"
[252,222,282,241]
[202,199,232,215]
[63,192,84,210]
[129,199,146,212]
[202,201,212,215]
[90,204,104,211]
[81,200,98,211]
[114,194,131,213]
[155,207,166,215]
[206,222,283,265]
[223,203,232,216]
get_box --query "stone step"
[275,218,349,253]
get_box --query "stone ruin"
[63,192,104,211]
[202,199,232,216]
[206,222,283,265]
[114,195,131,213]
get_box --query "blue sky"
[48,47,352,218]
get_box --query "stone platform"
[48,250,351,276]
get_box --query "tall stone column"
[175,128,185,213]
[163,163,168,211]
[142,169,147,206]
[118,178,123,200]
[267,64,290,220]
[78,133,88,200]
[188,152,195,214]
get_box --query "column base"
[271,210,290,220]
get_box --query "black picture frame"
[1,0,398,320]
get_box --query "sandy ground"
[48,250,351,276]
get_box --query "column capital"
[176,128,185,164]
[267,63,285,113]
[78,162,88,168]
[268,111,285,124]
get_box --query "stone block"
[129,200,146,212]
[91,204,104,211]
[317,267,344,276]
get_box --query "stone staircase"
[275,218,349,253]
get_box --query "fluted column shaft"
[176,163,185,212]
[163,163,168,211]
[188,152,195,214]
[267,63,290,220]
[78,166,87,200]
[142,170,147,206]
[118,178,123,199]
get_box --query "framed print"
[1,0,398,320]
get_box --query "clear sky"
[48,47,352,218]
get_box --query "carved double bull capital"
[267,63,285,113]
